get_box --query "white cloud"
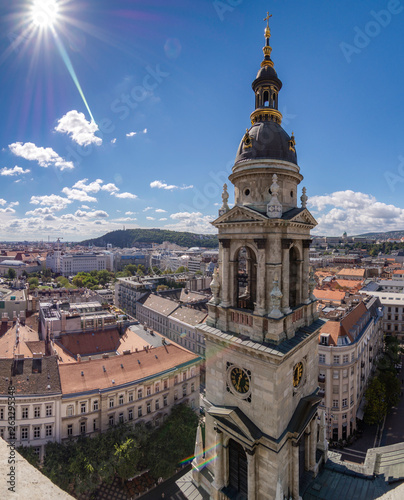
[102,183,119,193]
[0,199,6,206]
[155,208,167,213]
[62,187,98,203]
[159,217,167,221]
[30,194,72,210]
[143,207,153,212]
[9,202,19,207]
[142,128,147,134]
[113,192,137,199]
[150,180,193,190]
[9,142,74,170]
[0,207,15,214]
[80,205,90,209]
[111,138,117,144]
[0,165,30,176]
[146,216,155,221]
[309,190,404,235]
[72,178,103,193]
[125,211,137,215]
[25,207,54,216]
[74,210,108,218]
[55,110,102,146]
[166,211,215,233]
[126,132,137,137]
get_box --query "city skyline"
[0,0,403,241]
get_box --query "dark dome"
[235,121,297,165]
[252,65,282,91]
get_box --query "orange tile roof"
[55,329,120,357]
[335,279,363,289]
[337,268,365,277]
[59,344,199,395]
[319,301,368,346]
[0,324,40,358]
[313,289,345,302]
[393,270,404,274]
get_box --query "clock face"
[293,362,304,387]
[230,367,250,394]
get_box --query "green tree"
[175,266,189,273]
[113,437,142,484]
[28,277,39,289]
[123,264,138,276]
[7,267,16,279]
[56,276,70,288]
[364,378,388,425]
[137,264,146,275]
[97,270,113,287]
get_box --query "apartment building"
[58,343,201,440]
[318,296,384,441]
[0,356,62,461]
[136,294,179,337]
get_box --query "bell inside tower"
[235,246,257,311]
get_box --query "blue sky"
[0,0,404,241]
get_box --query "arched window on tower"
[234,246,257,311]
[272,92,277,108]
[228,439,248,496]
[289,246,300,308]
[263,91,269,107]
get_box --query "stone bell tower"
[193,16,326,500]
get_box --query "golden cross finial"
[264,12,272,29]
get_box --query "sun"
[31,0,59,29]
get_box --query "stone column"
[219,239,231,307]
[281,239,292,314]
[246,449,256,500]
[304,430,310,471]
[302,240,311,304]
[212,428,224,493]
[310,418,318,470]
[254,239,266,315]
[292,441,299,500]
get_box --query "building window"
[155,384,160,393]
[342,369,348,378]
[45,405,52,417]
[128,409,133,421]
[332,400,339,409]
[67,424,73,436]
[80,421,86,434]
[138,406,142,417]
[163,380,168,390]
[319,354,325,364]
[155,400,159,410]
[128,392,133,402]
[147,403,151,414]
[33,447,41,458]
[333,356,340,364]
[34,406,41,418]
[163,395,168,407]
[0,408,3,420]
[33,426,41,439]
[93,400,99,411]
[45,424,52,437]
[109,415,114,427]
[350,395,354,406]
[93,419,98,431]
[191,383,195,393]
[146,387,151,397]
[174,375,178,385]
[343,355,349,364]
[342,398,348,408]
[119,394,124,405]
[67,405,73,417]
[351,353,355,362]
[183,373,187,382]
[174,391,178,401]
[80,402,86,414]
[333,371,339,379]
[109,399,114,408]
[138,389,143,399]
[21,427,28,440]
[119,413,124,424]
[183,386,187,398]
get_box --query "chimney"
[77,354,81,363]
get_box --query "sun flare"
[31,0,59,29]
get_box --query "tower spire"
[262,12,273,68]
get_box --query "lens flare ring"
[31,0,59,29]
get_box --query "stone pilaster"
[310,417,318,471]
[246,449,256,500]
[219,239,231,307]
[292,441,299,500]
[302,239,311,304]
[212,428,224,495]
[254,239,266,315]
[281,239,292,314]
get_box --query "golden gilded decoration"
[288,132,296,152]
[242,128,253,148]
[250,108,283,125]
[230,367,250,394]
[293,362,304,387]
[264,11,272,30]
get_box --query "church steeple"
[251,14,283,126]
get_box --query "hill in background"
[80,229,218,249]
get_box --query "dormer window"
[320,334,329,346]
